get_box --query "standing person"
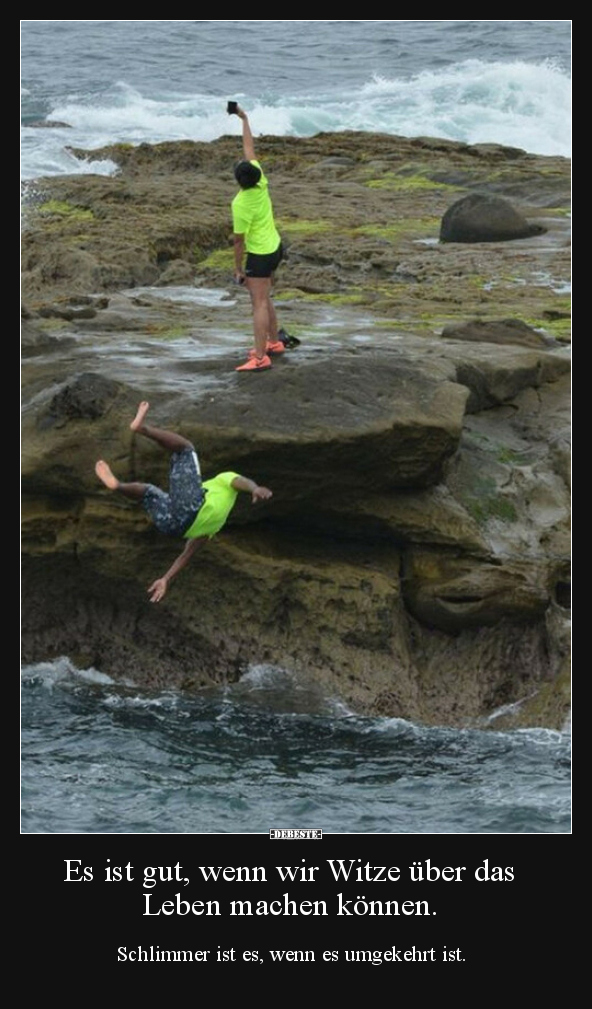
[94,401,273,603]
[229,103,291,372]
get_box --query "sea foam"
[21,56,570,182]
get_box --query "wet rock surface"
[21,131,571,728]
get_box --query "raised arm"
[231,475,273,503]
[147,537,207,603]
[236,106,255,161]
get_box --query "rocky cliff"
[21,131,571,729]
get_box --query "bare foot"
[95,460,119,490]
[130,401,150,432]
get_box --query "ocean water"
[21,659,571,836]
[21,19,571,184]
[20,21,571,835]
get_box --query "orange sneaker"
[266,340,286,355]
[248,341,286,357]
[236,354,272,372]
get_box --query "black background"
[22,830,569,981]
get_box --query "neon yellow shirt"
[231,160,281,255]
[183,471,240,539]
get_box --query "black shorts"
[245,242,283,279]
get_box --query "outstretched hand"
[252,486,273,504]
[148,578,168,603]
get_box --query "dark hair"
[234,160,261,189]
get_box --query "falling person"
[95,401,272,602]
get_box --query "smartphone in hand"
[227,101,238,114]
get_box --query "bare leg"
[129,401,194,454]
[95,460,148,501]
[267,294,279,342]
[246,277,275,357]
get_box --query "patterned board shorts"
[142,446,205,536]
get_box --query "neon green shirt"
[231,160,281,255]
[183,471,240,540]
